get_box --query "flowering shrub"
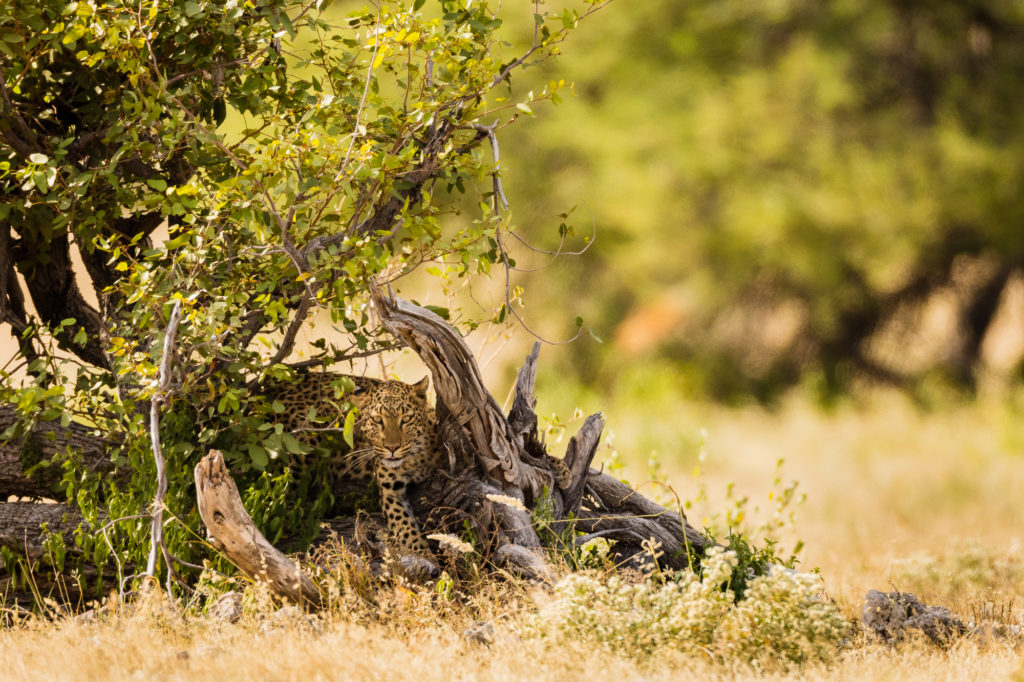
[529,548,848,668]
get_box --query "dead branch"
[194,450,322,609]
[145,300,181,586]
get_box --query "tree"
[502,0,1024,401]
[2,0,719,603]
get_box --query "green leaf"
[281,432,305,454]
[28,153,49,165]
[184,1,202,17]
[247,444,269,470]
[32,171,48,193]
[146,178,167,192]
[424,305,450,320]
[413,0,426,9]
[342,409,355,448]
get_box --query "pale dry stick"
[145,299,182,588]
[466,121,508,211]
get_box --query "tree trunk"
[0,405,112,499]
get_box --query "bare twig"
[145,300,182,584]
[503,218,596,266]
[466,121,508,212]
[334,3,383,184]
[488,0,613,90]
[495,227,584,346]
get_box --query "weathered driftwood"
[194,450,322,609]
[2,291,718,605]
[371,286,713,572]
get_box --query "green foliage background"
[496,0,1024,401]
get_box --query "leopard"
[265,372,439,558]
[263,371,574,560]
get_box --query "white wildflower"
[484,493,527,511]
[427,533,473,554]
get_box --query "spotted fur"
[267,373,438,556]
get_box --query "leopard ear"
[412,376,429,398]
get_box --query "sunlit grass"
[4,389,1024,680]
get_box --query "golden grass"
[4,390,1024,680]
[2,602,1021,682]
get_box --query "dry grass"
[4,389,1024,680]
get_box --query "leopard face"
[349,377,438,483]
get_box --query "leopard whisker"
[345,448,380,468]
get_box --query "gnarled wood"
[576,470,714,569]
[194,450,322,609]
[372,284,539,495]
[371,285,711,573]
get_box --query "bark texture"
[0,405,112,499]
[194,449,322,609]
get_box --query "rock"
[862,590,969,646]
[462,621,495,646]
[207,591,243,623]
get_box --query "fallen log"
[0,501,83,560]
[0,405,111,499]
[0,501,114,606]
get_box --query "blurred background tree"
[499,0,1024,403]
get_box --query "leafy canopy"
[0,0,605,589]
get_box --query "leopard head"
[355,377,436,471]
